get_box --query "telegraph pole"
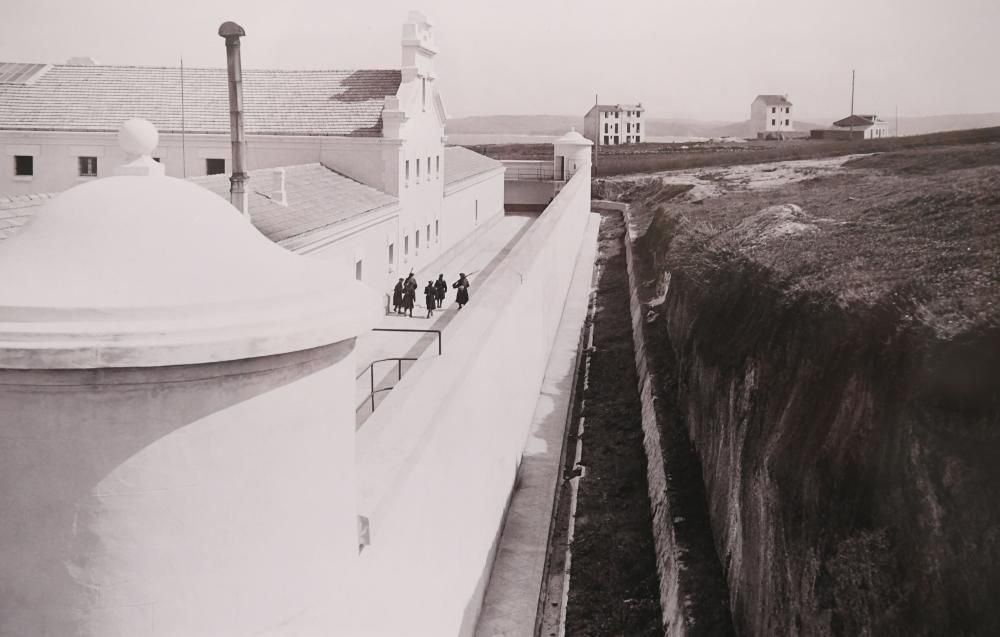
[849,69,855,138]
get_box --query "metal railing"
[355,328,443,414]
[356,357,418,413]
[503,163,577,182]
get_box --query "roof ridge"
[1,61,400,73]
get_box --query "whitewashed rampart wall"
[352,168,592,636]
[0,343,362,636]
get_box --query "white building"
[583,103,645,146]
[0,12,506,294]
[832,114,890,139]
[0,100,598,637]
[750,94,794,138]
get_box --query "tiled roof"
[586,103,644,116]
[755,94,793,106]
[0,63,402,137]
[190,163,398,243]
[0,165,397,244]
[444,147,504,185]
[0,193,55,240]
[833,114,881,128]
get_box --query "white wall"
[0,343,363,636]
[750,100,794,137]
[504,180,556,208]
[284,206,401,294]
[352,168,593,636]
[441,168,505,255]
[583,110,600,144]
[0,130,325,196]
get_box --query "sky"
[1,0,998,122]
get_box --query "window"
[604,123,608,133]
[636,123,640,133]
[416,230,420,250]
[436,155,440,177]
[615,112,619,119]
[614,136,619,144]
[615,124,619,133]
[404,235,409,256]
[475,199,479,224]
[427,156,432,181]
[771,119,776,126]
[785,119,790,126]
[405,160,410,184]
[435,219,439,239]
[153,157,161,163]
[13,155,33,177]
[205,158,225,175]
[603,135,609,145]
[786,107,790,113]
[416,158,421,180]
[78,156,98,177]
[355,260,363,281]
[388,243,394,265]
[426,224,431,244]
[421,78,427,111]
[771,107,776,113]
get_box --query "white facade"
[750,94,794,138]
[0,12,506,297]
[583,103,645,146]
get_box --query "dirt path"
[601,153,868,203]
[562,210,662,636]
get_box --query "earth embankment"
[620,139,1000,636]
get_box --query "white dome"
[554,128,592,146]
[0,175,381,368]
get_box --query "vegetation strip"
[563,211,662,636]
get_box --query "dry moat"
[555,130,1000,637]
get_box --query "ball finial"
[118,119,159,157]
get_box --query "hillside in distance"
[447,113,1000,138]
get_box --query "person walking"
[452,272,470,309]
[424,281,437,318]
[434,274,448,309]
[403,272,417,317]
[392,277,404,314]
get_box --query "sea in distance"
[447,133,712,145]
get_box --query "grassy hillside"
[463,126,1000,177]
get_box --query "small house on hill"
[811,114,890,140]
[833,114,889,139]
[751,94,794,138]
[583,103,645,146]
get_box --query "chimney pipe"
[219,21,249,217]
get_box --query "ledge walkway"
[355,211,540,425]
[474,212,601,637]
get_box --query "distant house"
[583,103,645,146]
[832,114,890,139]
[750,94,794,138]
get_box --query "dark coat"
[424,284,436,308]
[453,277,470,304]
[434,278,448,300]
[392,282,404,306]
